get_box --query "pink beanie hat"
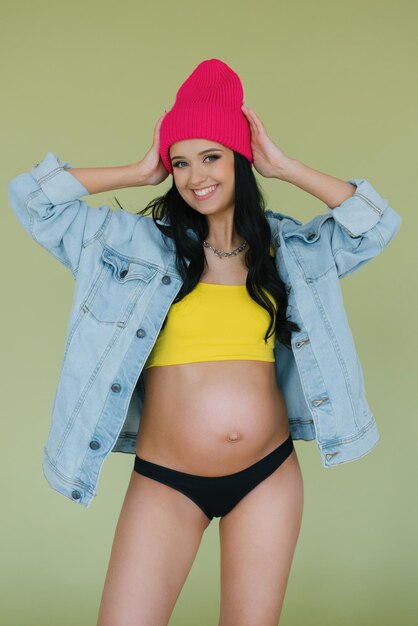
[159,58,253,174]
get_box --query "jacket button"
[325,452,338,461]
[136,328,146,338]
[162,275,171,284]
[72,490,81,500]
[89,440,101,450]
[307,232,315,240]
[312,397,329,406]
[120,269,128,278]
[111,382,121,393]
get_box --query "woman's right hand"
[137,112,170,186]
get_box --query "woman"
[97,62,305,626]
[8,59,402,626]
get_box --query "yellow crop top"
[145,281,277,369]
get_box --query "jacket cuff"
[30,151,90,205]
[327,178,388,237]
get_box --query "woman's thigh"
[96,470,211,626]
[218,448,304,626]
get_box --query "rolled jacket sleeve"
[8,152,112,279]
[30,152,90,205]
[327,178,402,279]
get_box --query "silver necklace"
[203,239,247,259]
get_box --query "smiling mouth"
[192,184,219,199]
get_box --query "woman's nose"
[189,172,211,187]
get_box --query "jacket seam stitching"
[25,203,76,278]
[76,208,114,276]
[354,190,384,215]
[82,207,113,248]
[369,222,385,249]
[98,237,163,272]
[306,281,359,426]
[35,166,65,185]
[320,414,376,448]
[44,452,94,493]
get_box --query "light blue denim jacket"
[8,152,402,507]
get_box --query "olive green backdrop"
[2,0,417,624]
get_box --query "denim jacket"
[8,152,402,507]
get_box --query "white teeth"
[193,185,217,196]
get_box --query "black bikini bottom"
[133,433,294,521]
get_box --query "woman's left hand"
[241,104,293,179]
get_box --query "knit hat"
[159,58,253,174]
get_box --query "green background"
[2,0,417,624]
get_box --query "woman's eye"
[173,155,219,168]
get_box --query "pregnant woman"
[8,58,402,626]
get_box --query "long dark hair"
[113,151,300,349]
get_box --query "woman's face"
[168,139,235,218]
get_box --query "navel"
[226,431,241,442]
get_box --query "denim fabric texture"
[8,152,402,507]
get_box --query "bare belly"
[135,360,291,476]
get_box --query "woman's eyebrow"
[170,148,224,161]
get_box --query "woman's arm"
[67,162,147,195]
[8,152,145,278]
[273,158,356,209]
[240,104,356,208]
[239,106,402,280]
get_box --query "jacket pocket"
[81,247,157,326]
